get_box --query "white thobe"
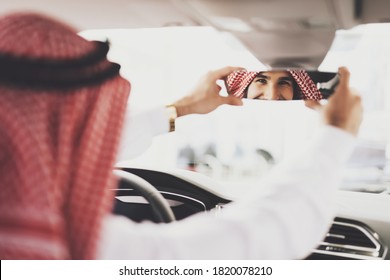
[98,105,355,259]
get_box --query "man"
[225,69,323,100]
[0,12,362,259]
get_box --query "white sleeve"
[98,125,356,260]
[116,104,169,162]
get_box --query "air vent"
[311,217,388,259]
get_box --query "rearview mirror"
[225,69,339,100]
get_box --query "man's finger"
[224,95,243,106]
[336,66,350,90]
[305,99,322,111]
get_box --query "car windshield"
[82,23,390,194]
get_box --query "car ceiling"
[0,0,389,69]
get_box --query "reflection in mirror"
[225,69,339,100]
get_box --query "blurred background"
[2,0,390,190]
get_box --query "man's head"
[0,12,130,260]
[225,69,323,100]
[245,71,297,100]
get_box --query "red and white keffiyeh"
[288,69,323,100]
[0,12,130,259]
[226,69,323,100]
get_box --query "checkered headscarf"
[0,12,130,259]
[226,69,323,100]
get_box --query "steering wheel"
[113,169,176,223]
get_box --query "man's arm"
[99,124,356,260]
[101,67,362,260]
[116,66,244,161]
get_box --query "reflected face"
[246,71,294,100]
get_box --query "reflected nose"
[264,85,278,100]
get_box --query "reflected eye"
[278,80,292,87]
[254,78,267,84]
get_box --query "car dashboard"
[113,167,389,260]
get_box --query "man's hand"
[173,66,244,117]
[305,67,363,136]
